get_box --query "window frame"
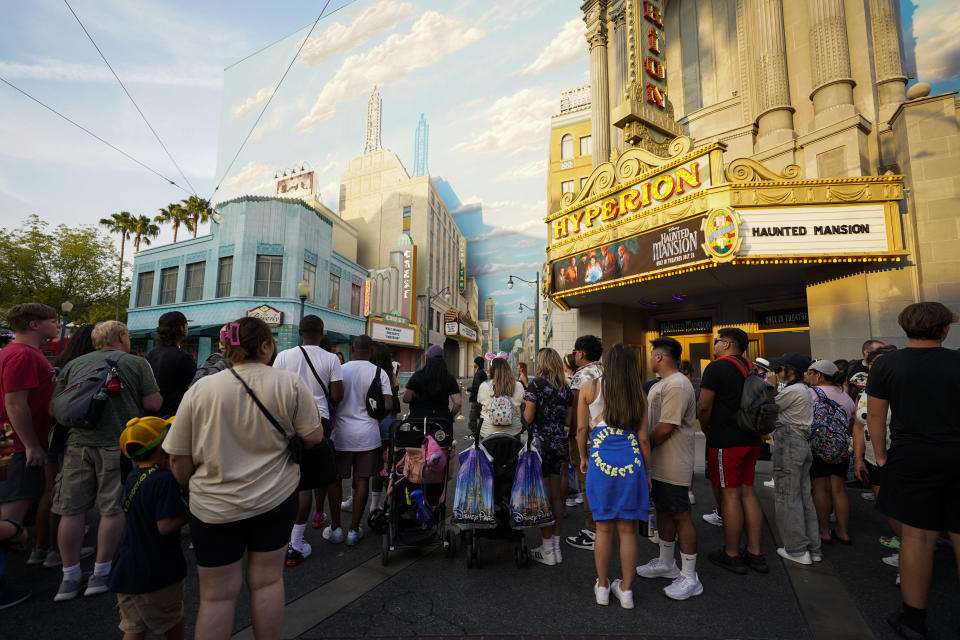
[328,273,341,310]
[579,135,592,156]
[350,282,362,315]
[302,261,317,303]
[136,271,154,308]
[254,255,283,298]
[158,266,178,305]
[183,261,205,302]
[216,256,233,298]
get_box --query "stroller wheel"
[368,508,387,534]
[380,533,390,566]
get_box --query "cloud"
[300,0,416,66]
[454,196,521,212]
[295,12,484,131]
[472,261,542,276]
[0,58,221,88]
[913,3,960,82]
[467,219,542,243]
[495,159,547,182]
[516,18,586,77]
[218,161,275,199]
[233,87,274,119]
[451,87,555,154]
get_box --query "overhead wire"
[0,75,189,192]
[62,0,199,197]
[209,0,333,204]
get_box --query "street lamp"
[296,280,310,345]
[505,272,540,356]
[59,300,73,345]
[427,286,451,332]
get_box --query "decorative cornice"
[724,157,803,182]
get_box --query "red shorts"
[708,446,760,489]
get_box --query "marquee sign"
[738,204,889,256]
[398,245,417,323]
[247,304,283,327]
[369,317,419,347]
[458,238,467,294]
[275,170,315,199]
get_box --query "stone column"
[808,0,855,118]
[752,0,794,145]
[583,0,610,168]
[609,0,627,153]
[869,0,907,115]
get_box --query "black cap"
[158,311,188,328]
[768,352,811,372]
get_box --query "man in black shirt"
[697,327,768,575]
[846,339,884,400]
[866,302,960,640]
[146,312,196,418]
[467,357,487,435]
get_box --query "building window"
[560,134,574,160]
[159,267,178,305]
[351,283,361,315]
[302,262,316,302]
[183,262,205,302]
[136,271,154,308]
[328,274,340,310]
[561,180,574,194]
[579,135,592,156]
[402,205,411,232]
[580,176,588,190]
[254,255,283,297]
[216,256,233,298]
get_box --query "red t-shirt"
[0,342,57,452]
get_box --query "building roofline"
[215,194,338,227]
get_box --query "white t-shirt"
[273,345,342,419]
[333,360,391,452]
[477,380,526,440]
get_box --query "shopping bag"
[453,444,496,529]
[509,447,555,529]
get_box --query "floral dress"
[523,377,574,475]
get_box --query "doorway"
[645,333,713,385]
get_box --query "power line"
[62,0,199,197]
[0,75,189,192]
[210,0,333,204]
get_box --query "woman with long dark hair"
[402,345,461,423]
[52,324,95,370]
[577,344,650,608]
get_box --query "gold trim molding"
[724,157,803,182]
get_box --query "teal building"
[126,195,368,362]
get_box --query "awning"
[128,324,224,340]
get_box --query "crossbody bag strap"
[227,367,289,440]
[718,355,749,377]
[298,346,329,397]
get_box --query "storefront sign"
[659,317,713,336]
[362,279,371,317]
[551,155,709,242]
[757,308,809,330]
[275,170,314,199]
[444,320,478,342]
[370,319,418,347]
[444,321,458,336]
[738,204,888,256]
[458,239,467,294]
[459,324,478,341]
[553,215,707,291]
[247,304,283,327]
[640,0,667,111]
[399,245,417,322]
[383,312,409,325]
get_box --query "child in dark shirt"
[111,417,188,640]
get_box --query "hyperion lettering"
[642,0,667,111]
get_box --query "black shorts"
[0,452,45,503]
[189,492,298,567]
[864,460,882,487]
[651,480,690,514]
[878,443,960,534]
[810,456,848,479]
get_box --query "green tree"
[99,211,134,319]
[154,203,194,242]
[0,215,129,324]
[181,196,213,238]
[130,214,160,252]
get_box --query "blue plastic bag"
[453,444,496,529]
[509,448,555,529]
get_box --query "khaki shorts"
[52,445,124,516]
[117,580,185,635]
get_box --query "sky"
[1,0,958,339]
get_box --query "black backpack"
[190,353,231,386]
[365,365,389,420]
[718,356,779,436]
[51,351,125,429]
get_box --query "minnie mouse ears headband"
[219,322,241,346]
[484,352,508,360]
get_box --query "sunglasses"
[713,338,729,345]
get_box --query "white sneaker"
[702,509,723,527]
[530,544,557,566]
[882,553,900,567]
[636,557,681,579]
[610,579,634,609]
[860,491,875,501]
[565,496,578,507]
[777,547,812,565]
[83,573,109,597]
[811,552,823,562]
[553,537,563,563]
[346,528,364,546]
[575,494,584,504]
[341,496,353,511]
[664,573,704,601]
[895,573,900,585]
[292,541,312,558]
[763,478,775,489]
[687,490,696,505]
[593,579,610,605]
[322,526,345,543]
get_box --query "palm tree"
[99,211,134,319]
[154,203,194,242]
[130,215,160,252]
[181,196,213,238]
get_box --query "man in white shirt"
[329,335,392,545]
[273,315,343,560]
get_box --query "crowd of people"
[0,299,958,640]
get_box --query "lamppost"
[296,280,310,346]
[506,271,540,356]
[426,286,451,333]
[59,300,73,346]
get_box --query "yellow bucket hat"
[119,416,174,459]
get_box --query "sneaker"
[811,552,823,562]
[895,573,900,586]
[341,496,354,512]
[687,490,696,505]
[636,557,681,579]
[886,612,927,640]
[0,582,31,610]
[882,553,900,567]
[743,551,770,574]
[610,579,634,609]
[880,535,900,550]
[346,528,364,546]
[54,574,86,602]
[860,491,875,501]
[42,546,94,568]
[777,548,812,566]
[708,549,747,575]
[530,544,557,566]
[311,511,326,529]
[322,526,345,543]
[553,538,563,563]
[27,548,47,565]
[593,579,610,606]
[763,478,775,489]
[575,494,584,504]
[285,542,312,567]
[664,573,704,601]
[565,496,578,508]
[702,509,723,528]
[83,573,109,597]
[566,529,595,550]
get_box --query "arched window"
[560,134,574,160]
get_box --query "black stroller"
[372,415,454,565]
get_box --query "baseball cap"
[808,359,839,377]
[768,352,812,373]
[426,344,443,359]
[119,416,174,459]
[158,311,189,328]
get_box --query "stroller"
[371,415,454,565]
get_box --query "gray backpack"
[51,351,125,429]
